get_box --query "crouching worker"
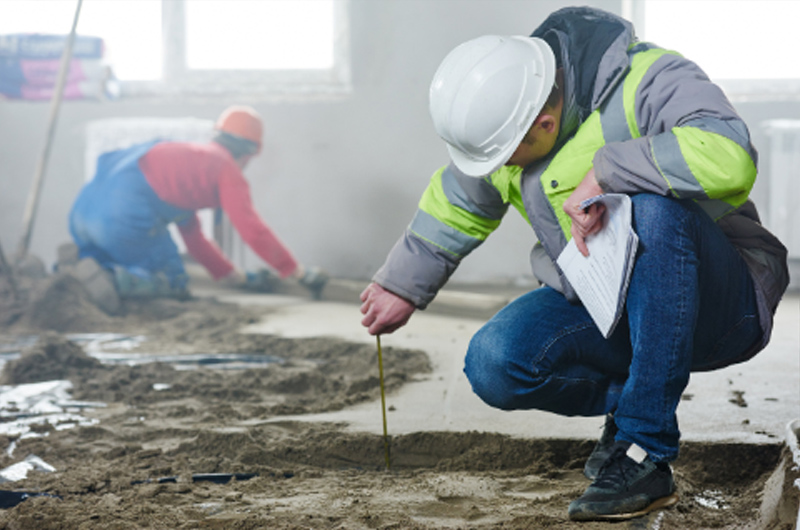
[360,6,789,522]
[68,105,327,307]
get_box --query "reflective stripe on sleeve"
[441,165,507,220]
[649,131,702,198]
[408,209,485,258]
[418,170,502,242]
[674,127,755,206]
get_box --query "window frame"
[120,0,351,100]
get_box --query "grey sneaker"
[568,441,678,521]
[74,258,121,315]
[298,267,329,300]
[584,413,618,480]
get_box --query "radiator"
[763,120,800,289]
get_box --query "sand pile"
[0,258,794,528]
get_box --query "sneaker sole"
[577,492,680,521]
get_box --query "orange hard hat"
[215,105,263,153]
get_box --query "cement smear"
[0,267,795,528]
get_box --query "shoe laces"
[593,444,640,489]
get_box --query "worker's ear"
[534,112,558,135]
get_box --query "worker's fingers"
[574,232,589,257]
[360,292,388,335]
[570,216,592,257]
[360,296,371,315]
[362,305,399,336]
[367,314,410,336]
[569,203,606,257]
[358,284,416,336]
[361,317,381,335]
[572,204,604,234]
[368,321,386,336]
[360,283,384,320]
[360,284,376,314]
[586,203,606,234]
[359,284,374,302]
[373,320,403,336]
[362,310,391,336]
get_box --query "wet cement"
[0,268,796,528]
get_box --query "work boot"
[298,267,329,300]
[55,242,80,272]
[74,258,121,315]
[584,413,618,480]
[568,441,678,521]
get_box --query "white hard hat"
[429,35,556,177]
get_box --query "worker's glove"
[298,267,329,300]
[244,268,280,292]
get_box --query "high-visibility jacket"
[373,6,788,351]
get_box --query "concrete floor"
[194,279,800,447]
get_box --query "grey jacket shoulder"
[532,6,634,119]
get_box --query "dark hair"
[543,68,564,111]
[213,132,259,159]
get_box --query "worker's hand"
[219,269,247,287]
[563,168,606,257]
[243,268,280,292]
[360,283,416,336]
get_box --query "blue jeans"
[464,194,761,462]
[69,141,191,289]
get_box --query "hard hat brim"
[447,141,516,177]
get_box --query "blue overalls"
[69,141,193,289]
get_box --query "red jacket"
[139,141,298,280]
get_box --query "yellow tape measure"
[377,335,390,470]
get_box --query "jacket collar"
[532,6,635,142]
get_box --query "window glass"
[0,0,162,81]
[0,0,343,96]
[185,0,334,70]
[643,0,800,81]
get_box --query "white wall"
[1,0,795,287]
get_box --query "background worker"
[69,105,327,300]
[360,6,788,522]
